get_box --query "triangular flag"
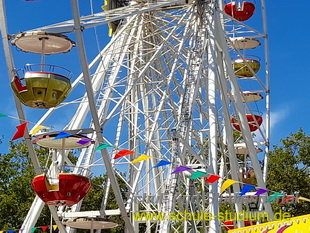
[254,188,268,196]
[220,179,239,194]
[30,125,50,135]
[190,171,207,179]
[12,122,29,141]
[172,166,191,174]
[0,231,3,233]
[153,160,171,168]
[31,227,37,232]
[266,192,282,203]
[77,137,92,145]
[132,154,152,164]
[279,196,295,205]
[298,196,310,203]
[53,225,58,230]
[205,174,221,183]
[113,149,135,159]
[8,230,14,233]
[239,184,255,196]
[20,229,24,233]
[41,226,48,232]
[95,143,113,151]
[0,113,8,117]
[53,131,72,140]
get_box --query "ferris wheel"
[0,0,273,232]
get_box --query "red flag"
[41,226,48,231]
[113,149,134,159]
[12,122,29,141]
[205,174,221,183]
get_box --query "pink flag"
[113,149,135,159]
[12,122,28,141]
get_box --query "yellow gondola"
[11,64,72,109]
[233,58,260,78]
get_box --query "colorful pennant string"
[153,160,171,168]
[190,171,207,179]
[31,227,36,232]
[279,196,295,205]
[95,143,113,151]
[172,166,191,174]
[41,226,48,231]
[113,149,135,159]
[77,137,92,145]
[255,188,268,196]
[53,131,72,140]
[11,122,29,141]
[132,154,152,164]
[239,184,255,196]
[267,192,282,203]
[29,125,50,135]
[220,179,239,194]
[298,196,310,203]
[205,174,221,183]
[53,225,58,230]
[0,113,8,117]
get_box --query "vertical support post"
[207,12,221,233]
[70,0,134,232]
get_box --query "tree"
[267,129,310,216]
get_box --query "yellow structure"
[228,214,310,233]
[233,59,260,78]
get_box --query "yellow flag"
[30,125,50,135]
[220,179,239,194]
[298,197,310,203]
[53,225,58,230]
[131,154,152,164]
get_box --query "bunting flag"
[12,122,29,141]
[239,184,255,196]
[220,179,239,194]
[95,143,113,151]
[255,188,268,196]
[172,166,191,174]
[266,192,282,203]
[0,113,8,117]
[41,226,48,231]
[20,229,24,232]
[153,160,171,168]
[53,225,58,230]
[132,154,152,164]
[190,171,207,179]
[298,196,310,203]
[31,227,37,232]
[77,138,92,145]
[113,149,135,159]
[53,131,72,140]
[7,230,14,233]
[279,196,295,205]
[205,174,221,183]
[29,125,50,135]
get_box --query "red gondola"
[224,1,255,21]
[231,114,263,132]
[223,220,256,230]
[32,173,91,206]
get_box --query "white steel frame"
[0,0,272,232]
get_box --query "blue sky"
[0,0,309,154]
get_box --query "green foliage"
[267,129,310,216]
